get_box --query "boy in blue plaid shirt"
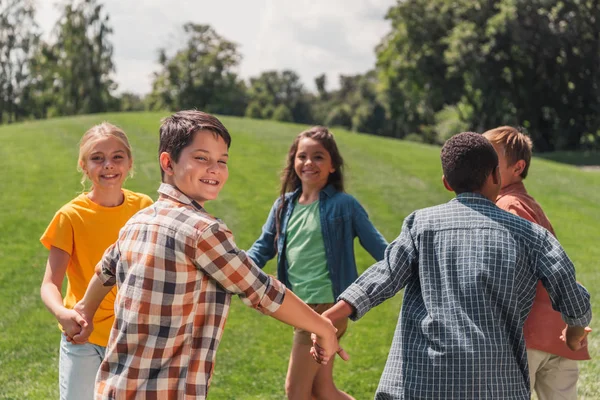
[315,132,591,399]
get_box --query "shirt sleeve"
[534,229,592,327]
[195,222,286,315]
[247,198,279,268]
[96,241,120,287]
[339,212,418,320]
[40,211,74,255]
[352,197,388,261]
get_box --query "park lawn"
[0,112,598,399]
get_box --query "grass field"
[0,112,598,399]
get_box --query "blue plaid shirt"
[340,193,591,399]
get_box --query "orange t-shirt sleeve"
[40,211,74,255]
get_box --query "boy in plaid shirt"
[71,110,344,399]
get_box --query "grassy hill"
[0,112,598,399]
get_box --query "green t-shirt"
[285,199,334,304]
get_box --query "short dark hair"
[441,132,498,194]
[158,110,231,180]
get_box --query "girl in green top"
[249,127,388,400]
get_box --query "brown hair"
[275,126,344,240]
[158,110,231,180]
[77,122,133,189]
[482,126,533,179]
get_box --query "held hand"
[310,335,350,364]
[58,308,87,342]
[560,325,592,351]
[67,301,95,345]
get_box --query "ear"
[79,160,88,175]
[329,167,336,174]
[442,175,453,192]
[159,152,175,176]
[491,165,501,186]
[513,160,526,177]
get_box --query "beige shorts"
[293,303,348,346]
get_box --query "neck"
[87,187,125,207]
[298,184,323,204]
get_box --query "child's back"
[367,193,580,398]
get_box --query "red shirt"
[496,182,590,360]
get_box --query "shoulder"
[496,194,524,210]
[55,194,90,218]
[123,189,154,208]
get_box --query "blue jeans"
[59,335,106,400]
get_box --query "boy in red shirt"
[483,126,591,400]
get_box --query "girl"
[248,126,388,400]
[40,123,153,400]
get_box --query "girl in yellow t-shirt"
[40,122,153,400]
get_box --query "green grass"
[0,112,599,399]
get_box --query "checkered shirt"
[340,193,591,400]
[95,184,286,399]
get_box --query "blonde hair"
[77,122,134,188]
[482,126,533,179]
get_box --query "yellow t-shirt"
[40,189,153,346]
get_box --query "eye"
[195,156,207,161]
[297,154,306,160]
[218,160,227,165]
[90,156,103,162]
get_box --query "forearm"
[40,282,68,319]
[322,300,354,324]
[76,274,114,319]
[270,290,336,338]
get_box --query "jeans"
[59,335,106,400]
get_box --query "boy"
[483,126,590,400]
[71,110,344,399]
[315,132,591,399]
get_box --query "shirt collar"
[290,183,337,200]
[498,181,527,197]
[157,183,204,211]
[453,192,496,206]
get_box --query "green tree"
[40,0,116,116]
[147,23,246,115]
[245,70,312,123]
[0,0,40,123]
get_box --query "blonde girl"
[40,123,153,400]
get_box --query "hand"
[310,334,350,365]
[66,301,95,345]
[560,325,592,351]
[58,308,87,342]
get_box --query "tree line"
[2,0,599,151]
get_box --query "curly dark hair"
[441,132,498,194]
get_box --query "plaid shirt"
[96,184,286,399]
[340,193,591,399]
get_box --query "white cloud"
[35,0,393,95]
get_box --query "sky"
[35,0,394,95]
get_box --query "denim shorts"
[59,335,106,400]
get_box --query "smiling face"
[160,130,229,206]
[80,135,132,191]
[294,137,335,191]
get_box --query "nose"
[103,159,114,169]
[207,160,219,173]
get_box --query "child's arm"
[271,289,348,364]
[351,198,388,261]
[196,222,345,363]
[246,199,280,267]
[533,230,592,344]
[40,246,88,339]
[68,242,121,344]
[340,213,419,321]
[69,273,114,344]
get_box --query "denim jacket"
[247,184,388,299]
